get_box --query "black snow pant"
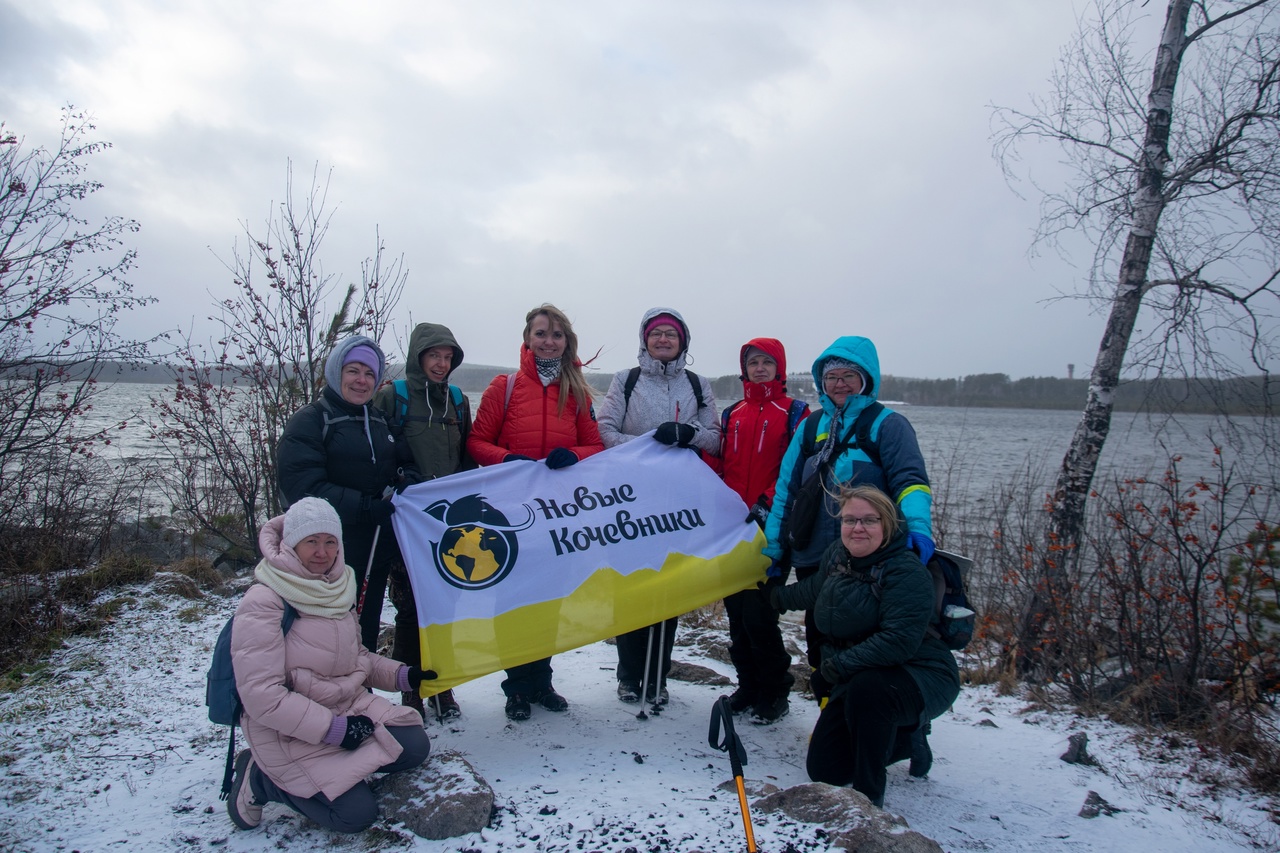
[615,618,678,690]
[805,666,924,808]
[794,564,825,670]
[725,585,794,705]
[388,561,421,668]
[251,725,430,833]
[347,522,401,653]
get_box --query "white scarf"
[254,559,357,618]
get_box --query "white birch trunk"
[1017,0,1193,669]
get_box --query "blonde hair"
[836,484,901,543]
[523,304,593,416]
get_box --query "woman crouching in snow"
[226,497,433,833]
[769,485,959,809]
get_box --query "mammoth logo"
[425,493,535,590]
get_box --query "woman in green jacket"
[771,485,959,808]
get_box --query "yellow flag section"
[391,436,768,694]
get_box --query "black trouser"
[388,561,420,667]
[794,564,824,669]
[725,585,794,703]
[615,618,678,689]
[806,667,924,807]
[502,657,555,698]
[347,523,401,652]
[251,725,430,834]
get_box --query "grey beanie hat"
[282,497,344,549]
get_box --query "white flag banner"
[391,435,768,692]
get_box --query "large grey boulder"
[753,783,943,853]
[376,750,494,840]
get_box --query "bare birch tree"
[992,0,1280,671]
[151,163,406,555]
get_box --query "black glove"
[367,497,395,526]
[339,715,375,750]
[654,421,696,447]
[395,467,422,493]
[406,666,438,689]
[545,447,578,469]
[745,499,770,528]
[503,453,533,463]
[808,669,832,703]
[819,647,841,685]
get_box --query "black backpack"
[869,549,976,651]
[622,366,706,412]
[206,598,298,799]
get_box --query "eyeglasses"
[824,372,862,388]
[647,329,680,340]
[840,515,882,529]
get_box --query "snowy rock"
[753,783,943,852]
[1060,732,1097,766]
[1078,790,1123,818]
[375,749,494,839]
[667,659,733,686]
[717,778,781,798]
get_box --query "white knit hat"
[282,497,343,549]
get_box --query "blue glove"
[906,532,935,566]
[765,560,784,579]
[502,453,533,463]
[545,447,578,469]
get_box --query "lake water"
[87,383,1273,508]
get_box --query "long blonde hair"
[523,304,593,416]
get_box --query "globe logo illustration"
[425,493,534,590]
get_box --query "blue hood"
[811,336,881,419]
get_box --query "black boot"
[909,722,933,778]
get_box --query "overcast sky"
[2,1,1160,380]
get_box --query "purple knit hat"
[342,345,382,383]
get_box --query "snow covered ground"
[1,578,1276,852]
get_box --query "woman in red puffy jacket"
[467,303,604,720]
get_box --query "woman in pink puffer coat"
[226,497,431,833]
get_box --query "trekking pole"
[709,695,757,853]
[636,624,655,720]
[356,524,381,615]
[650,619,666,717]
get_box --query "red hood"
[740,336,788,402]
[739,337,787,379]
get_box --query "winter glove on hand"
[819,655,841,687]
[367,498,396,526]
[326,714,375,750]
[502,453,533,463]
[653,422,696,447]
[545,447,578,469]
[906,532,936,566]
[405,666,438,689]
[808,669,833,702]
[745,499,770,529]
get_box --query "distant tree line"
[67,362,1274,415]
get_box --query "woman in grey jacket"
[597,307,720,704]
[771,485,959,809]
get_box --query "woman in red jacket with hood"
[710,337,809,724]
[467,304,604,721]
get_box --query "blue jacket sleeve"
[763,422,810,562]
[876,412,933,538]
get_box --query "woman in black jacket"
[277,335,416,651]
[771,485,959,808]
